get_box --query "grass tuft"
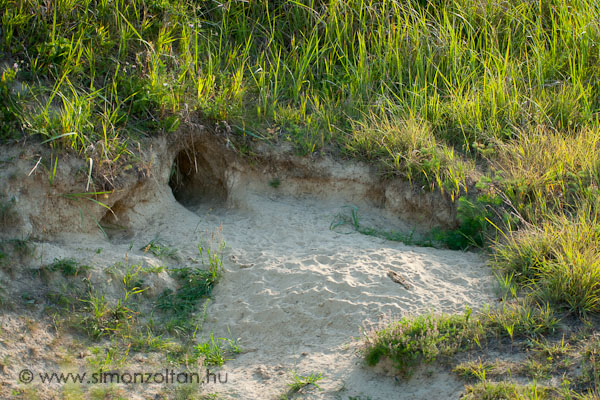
[493,204,600,315]
[363,302,557,375]
[45,258,90,277]
[193,332,241,367]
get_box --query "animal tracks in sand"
[177,192,496,399]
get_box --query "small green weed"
[432,197,494,250]
[88,385,126,400]
[172,384,205,400]
[198,228,226,273]
[523,357,553,380]
[528,336,571,361]
[280,371,324,399]
[46,287,79,309]
[194,332,241,366]
[129,328,177,353]
[141,239,180,261]
[330,206,429,246]
[453,360,495,382]
[46,258,90,277]
[577,334,600,392]
[269,178,281,188]
[156,231,224,328]
[122,264,146,292]
[331,200,493,250]
[87,345,129,372]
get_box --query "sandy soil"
[0,141,497,399]
[141,186,497,399]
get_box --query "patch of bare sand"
[143,186,497,399]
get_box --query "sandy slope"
[1,155,496,399]
[148,188,497,399]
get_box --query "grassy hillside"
[3,0,599,196]
[2,0,600,396]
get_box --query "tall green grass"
[3,0,600,192]
[493,202,600,315]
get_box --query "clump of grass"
[363,302,557,375]
[88,385,126,400]
[45,279,85,309]
[56,265,144,340]
[0,65,24,142]
[523,357,553,380]
[347,114,473,200]
[129,328,179,353]
[330,206,428,246]
[289,372,323,391]
[280,372,324,399]
[363,311,475,373]
[331,197,495,250]
[87,345,129,373]
[492,126,600,222]
[198,226,226,271]
[141,239,180,261]
[493,204,600,315]
[193,332,241,366]
[172,384,213,400]
[484,302,558,340]
[528,336,571,362]
[121,263,148,292]
[269,178,281,188]
[45,258,90,277]
[577,334,600,393]
[155,233,224,334]
[77,287,143,339]
[462,381,552,400]
[453,360,496,382]
[156,266,219,316]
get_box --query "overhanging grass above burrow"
[3,0,600,196]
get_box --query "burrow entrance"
[169,145,229,207]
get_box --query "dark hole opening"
[169,147,227,207]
